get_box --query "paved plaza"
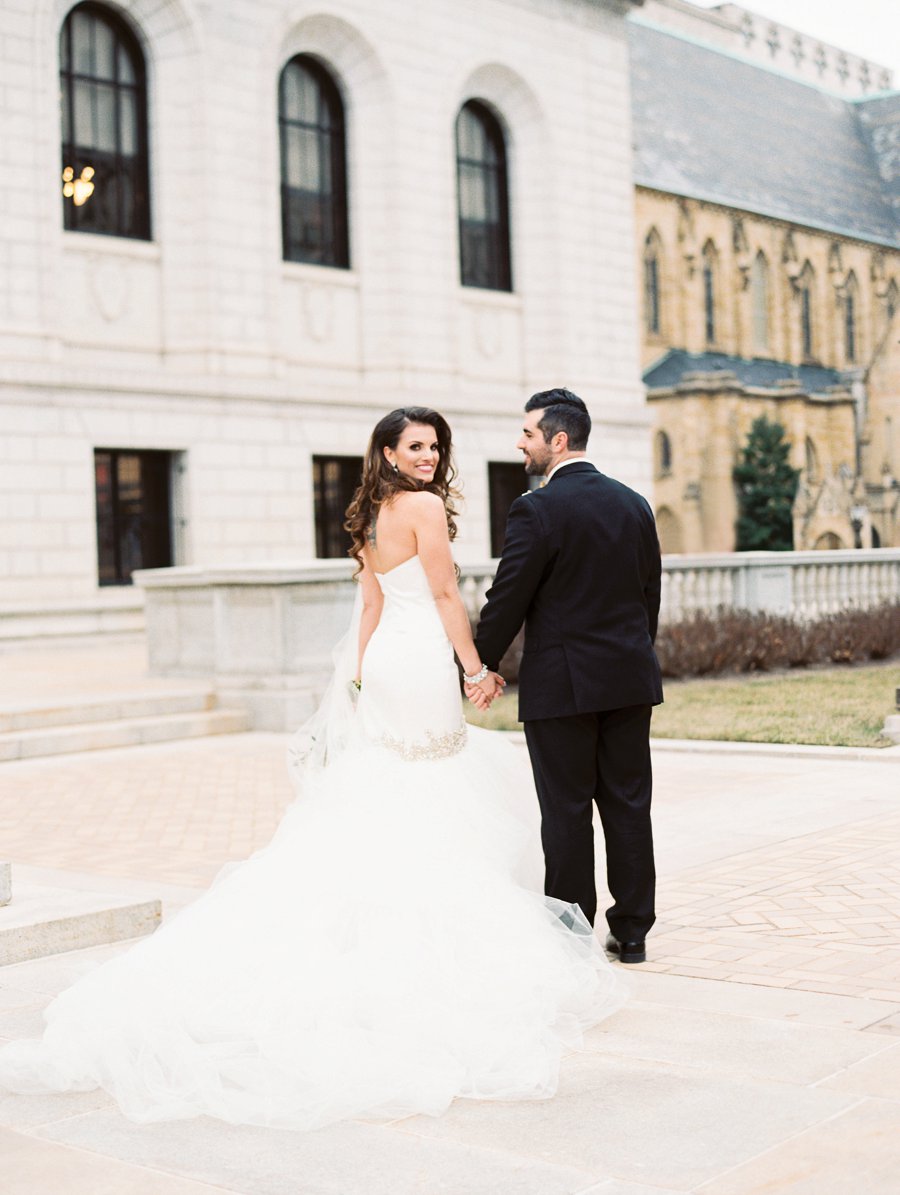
[1,646,899,1193]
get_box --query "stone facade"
[632,9,900,560]
[0,0,648,609]
[637,190,900,553]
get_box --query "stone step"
[0,687,218,734]
[0,881,161,966]
[0,707,251,762]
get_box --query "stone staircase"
[0,688,250,761]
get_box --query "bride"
[0,407,624,1129]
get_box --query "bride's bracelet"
[463,663,489,685]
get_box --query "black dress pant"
[524,704,656,941]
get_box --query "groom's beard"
[523,451,552,477]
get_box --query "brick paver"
[0,735,293,888]
[1,727,899,1001]
[649,814,900,999]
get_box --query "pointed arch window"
[844,271,858,363]
[59,2,150,239]
[799,262,815,359]
[644,230,662,335]
[279,55,349,267]
[702,241,717,345]
[655,430,672,478]
[751,251,769,352]
[456,101,511,291]
[805,436,819,484]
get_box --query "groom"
[473,389,663,963]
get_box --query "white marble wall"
[0,0,649,604]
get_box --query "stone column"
[0,862,10,906]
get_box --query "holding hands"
[463,665,506,711]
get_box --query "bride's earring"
[391,461,399,474]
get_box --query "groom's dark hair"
[525,388,591,451]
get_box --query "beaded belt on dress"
[379,723,467,761]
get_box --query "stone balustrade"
[660,549,900,622]
[136,549,900,730]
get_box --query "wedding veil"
[286,585,362,786]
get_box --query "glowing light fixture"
[62,165,95,206]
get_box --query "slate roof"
[628,21,900,248]
[643,349,848,396]
[856,92,900,227]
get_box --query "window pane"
[61,82,70,142]
[119,89,137,155]
[313,456,362,558]
[459,163,487,220]
[457,107,486,161]
[94,83,117,152]
[488,463,533,556]
[95,450,172,585]
[93,17,116,81]
[117,42,136,85]
[71,11,92,75]
[94,451,117,584]
[73,78,95,145]
[119,166,135,234]
[284,125,323,190]
[282,63,318,123]
[752,255,768,350]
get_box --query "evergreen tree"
[733,416,800,551]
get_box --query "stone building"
[629,9,900,552]
[0,0,648,631]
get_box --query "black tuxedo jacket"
[475,461,663,722]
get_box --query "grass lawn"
[465,660,900,748]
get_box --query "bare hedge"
[471,602,900,684]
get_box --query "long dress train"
[0,556,624,1129]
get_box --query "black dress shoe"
[605,933,646,964]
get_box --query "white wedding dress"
[0,557,624,1129]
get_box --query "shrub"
[470,603,899,683]
[655,602,900,679]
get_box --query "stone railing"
[659,549,900,622]
[136,549,899,730]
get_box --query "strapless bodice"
[361,555,465,758]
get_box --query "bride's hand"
[464,682,491,710]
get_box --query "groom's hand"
[465,672,506,709]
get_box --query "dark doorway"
[488,461,532,556]
[94,449,173,584]
[313,455,363,558]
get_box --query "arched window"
[805,436,819,484]
[279,55,348,267]
[799,261,815,359]
[887,280,899,323]
[456,101,511,291]
[751,251,769,352]
[59,2,150,239]
[844,271,858,363]
[644,230,662,334]
[655,429,672,477]
[702,241,717,345]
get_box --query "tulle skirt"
[0,727,625,1129]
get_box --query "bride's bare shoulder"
[391,490,445,518]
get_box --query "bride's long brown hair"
[345,407,460,575]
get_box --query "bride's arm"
[412,492,488,683]
[356,558,384,681]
